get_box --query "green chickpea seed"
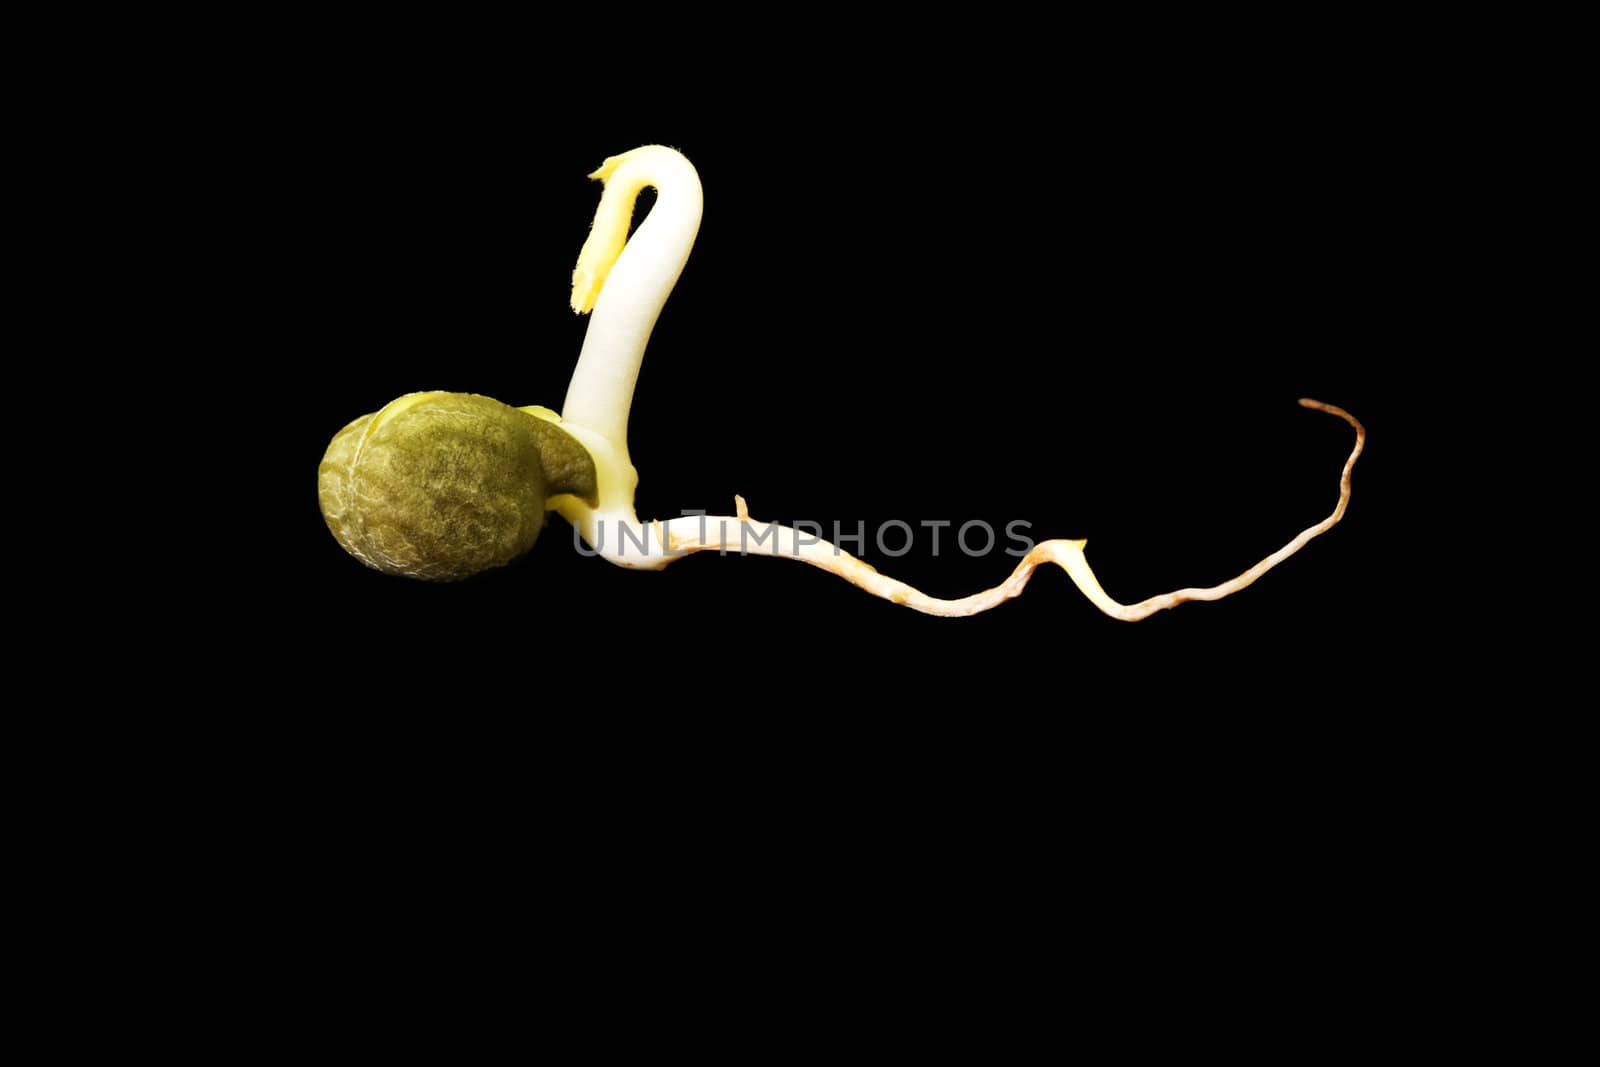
[318,391,597,581]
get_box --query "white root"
[653,399,1364,621]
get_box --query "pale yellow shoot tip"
[569,148,662,314]
[587,154,627,183]
[570,233,622,316]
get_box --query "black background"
[202,30,1453,971]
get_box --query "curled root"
[660,399,1364,621]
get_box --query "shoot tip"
[587,154,626,182]
[570,268,598,314]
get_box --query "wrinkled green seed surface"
[319,392,569,581]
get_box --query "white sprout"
[532,145,1364,620]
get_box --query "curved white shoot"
[563,145,702,463]
[554,145,701,569]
